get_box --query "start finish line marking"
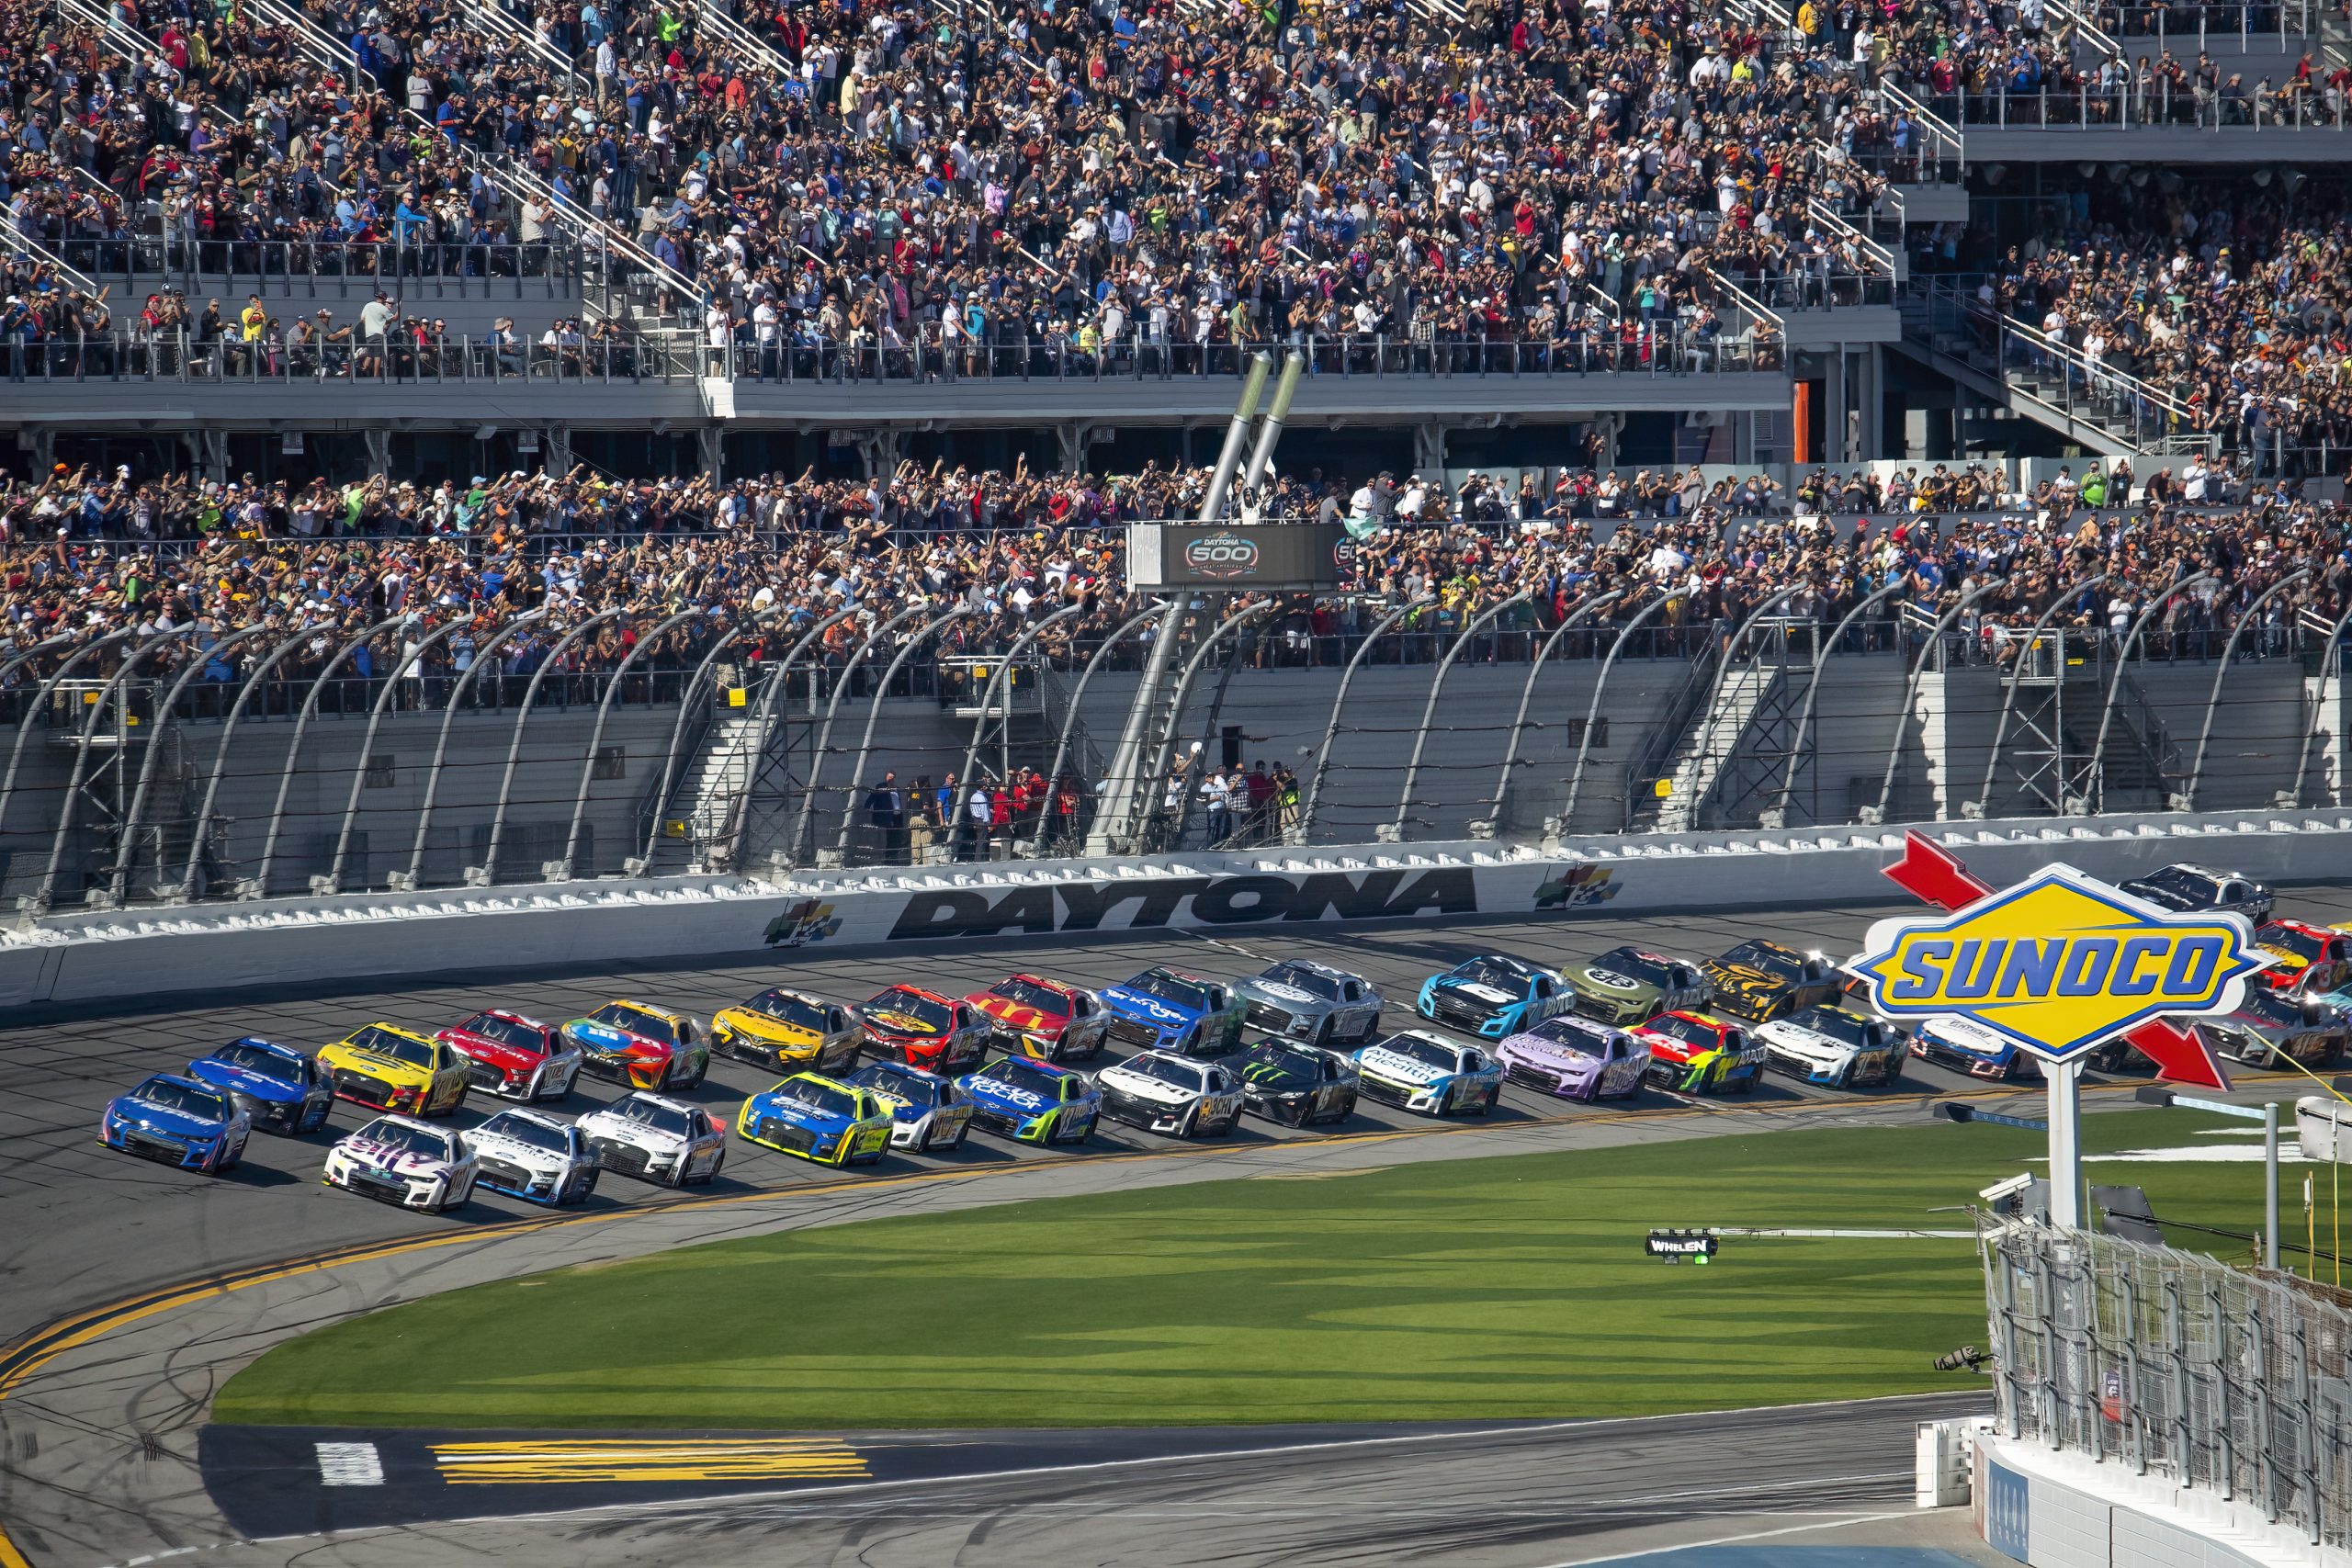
[314,1442,384,1487]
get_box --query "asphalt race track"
[13,885,2343,1568]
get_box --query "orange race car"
[2253,920,2352,996]
[961,974,1110,1064]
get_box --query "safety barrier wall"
[7,809,2352,1010]
[1972,1439,2307,1568]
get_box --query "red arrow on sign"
[1880,831,2233,1091]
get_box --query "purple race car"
[1495,1014,1648,1102]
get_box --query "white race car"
[1351,1030,1504,1116]
[322,1115,478,1213]
[842,1061,975,1152]
[467,1107,600,1206]
[575,1092,728,1187]
[1095,1050,1244,1138]
[1756,1005,1907,1089]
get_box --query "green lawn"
[216,1109,2277,1429]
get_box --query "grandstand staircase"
[639,662,810,875]
[1644,661,1782,833]
[1088,598,1202,854]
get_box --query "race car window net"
[130,1077,230,1119]
[1125,971,1209,1010]
[1593,948,1678,987]
[747,991,831,1032]
[990,977,1073,1013]
[477,1113,569,1154]
[1260,963,1342,999]
[775,1078,859,1118]
[209,1042,295,1077]
[866,989,953,1033]
[459,1014,545,1051]
[589,1005,678,1043]
[345,1025,435,1069]
[353,1120,454,1160]
[610,1098,693,1136]
[1126,1055,1205,1089]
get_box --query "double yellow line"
[432,1437,868,1485]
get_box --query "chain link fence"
[1980,1215,2352,1548]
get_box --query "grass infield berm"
[216,1109,2278,1429]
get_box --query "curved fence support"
[834,605,972,859]
[2185,570,2310,812]
[1028,601,1170,856]
[1300,595,1434,844]
[2295,602,2352,809]
[1871,578,2009,824]
[253,614,411,897]
[553,607,713,880]
[0,630,132,851]
[323,615,476,893]
[1772,578,1909,822]
[183,626,335,902]
[33,629,182,911]
[956,603,1090,797]
[1563,592,1684,829]
[1131,602,1276,853]
[707,607,863,870]
[478,609,625,886]
[404,612,548,888]
[1668,583,1808,831]
[2088,574,2216,816]
[1485,590,1630,830]
[1974,575,2109,816]
[1392,592,1533,839]
[109,625,276,905]
[788,604,934,864]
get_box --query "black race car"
[1216,1041,1359,1127]
[2119,863,2274,924]
[1701,939,1838,1023]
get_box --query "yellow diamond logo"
[1846,863,2268,1062]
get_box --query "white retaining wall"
[1973,1436,2331,1568]
[9,809,2352,1010]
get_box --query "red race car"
[436,1009,583,1102]
[961,974,1110,1063]
[2254,920,2352,996]
[854,985,992,1074]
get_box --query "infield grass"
[216,1108,2281,1428]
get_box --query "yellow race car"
[711,987,864,1077]
[737,1073,896,1168]
[318,1022,471,1118]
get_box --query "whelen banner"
[1126,523,1351,590]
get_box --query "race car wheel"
[683,1053,709,1089]
[1314,1018,1333,1047]
[524,1066,547,1102]
[938,1121,967,1151]
[1478,1086,1500,1116]
[695,1150,724,1186]
[1177,1105,1200,1140]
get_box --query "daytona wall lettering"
[886,868,1478,942]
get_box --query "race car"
[1563,946,1712,1027]
[1701,940,1839,1023]
[1237,960,1384,1046]
[1094,1050,1245,1139]
[1494,1014,1647,1102]
[322,1115,477,1213]
[1415,953,1573,1039]
[1351,1030,1504,1116]
[2119,863,2274,924]
[844,1061,975,1152]
[2194,987,2346,1068]
[2252,920,2352,997]
[710,987,864,1077]
[184,1036,334,1134]
[562,1000,709,1091]
[955,1057,1102,1145]
[855,985,993,1074]
[1098,967,1247,1057]
[575,1092,729,1187]
[1756,1005,1907,1089]
[962,974,1110,1063]
[318,1022,471,1117]
[1216,1041,1359,1127]
[1908,1016,2043,1082]
[99,1074,251,1172]
[467,1108,600,1205]
[737,1073,896,1167]
[436,1009,582,1102]
[1632,1010,1761,1095]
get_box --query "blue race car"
[1416,953,1574,1039]
[1098,967,1246,1059]
[737,1072,895,1167]
[186,1036,334,1134]
[99,1074,252,1172]
[955,1057,1102,1145]
[1906,1018,2041,1082]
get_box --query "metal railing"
[2109,0,2321,50]
[34,235,580,303]
[1996,314,2213,455]
[1981,1217,2352,1551]
[1909,74,2351,126]
[0,330,704,384]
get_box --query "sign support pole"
[2047,1057,2085,1229]
[2267,1101,2280,1271]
